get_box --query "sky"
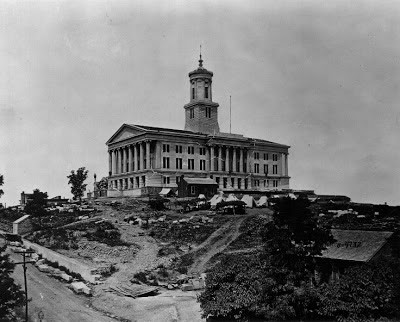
[0,0,399,206]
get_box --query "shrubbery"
[198,197,400,321]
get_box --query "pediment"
[106,124,145,145]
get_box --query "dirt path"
[188,216,246,274]
[9,251,116,322]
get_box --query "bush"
[316,260,400,321]
[148,198,168,210]
[133,271,147,284]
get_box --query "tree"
[199,197,334,321]
[316,259,400,321]
[0,245,25,320]
[67,167,88,201]
[24,189,48,217]
[0,174,4,199]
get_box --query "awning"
[159,188,171,196]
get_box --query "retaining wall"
[23,239,96,283]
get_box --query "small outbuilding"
[13,215,32,235]
[177,177,218,198]
[316,229,398,283]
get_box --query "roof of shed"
[319,229,394,262]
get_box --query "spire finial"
[199,45,203,67]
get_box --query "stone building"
[106,55,290,197]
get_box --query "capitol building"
[106,55,290,197]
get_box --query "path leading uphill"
[188,216,246,274]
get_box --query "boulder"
[71,282,92,295]
[167,284,174,290]
[181,284,194,291]
[191,279,202,290]
[37,265,51,273]
[61,273,72,282]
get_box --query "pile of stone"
[77,240,138,263]
[69,281,92,296]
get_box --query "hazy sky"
[1,0,399,206]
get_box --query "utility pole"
[14,250,35,322]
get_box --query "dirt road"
[10,251,115,322]
[188,216,246,274]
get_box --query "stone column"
[111,150,116,175]
[134,144,138,172]
[285,153,288,176]
[117,149,121,174]
[108,151,112,175]
[248,150,253,174]
[210,146,214,172]
[146,141,151,169]
[124,147,128,173]
[218,146,223,172]
[139,142,144,171]
[226,147,230,172]
[155,141,161,169]
[128,145,133,172]
[239,148,243,173]
[232,148,237,173]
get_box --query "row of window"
[164,157,206,170]
[213,177,280,189]
[254,164,278,174]
[191,86,209,99]
[164,157,279,174]
[189,107,212,119]
[164,144,280,161]
[253,179,279,188]
[254,152,279,161]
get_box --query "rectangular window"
[163,144,170,153]
[273,154,278,162]
[190,108,194,119]
[237,178,241,189]
[231,178,235,188]
[163,157,170,169]
[192,88,195,99]
[264,164,269,175]
[216,177,220,185]
[255,179,259,187]
[199,147,206,155]
[175,145,182,154]
[254,163,259,173]
[176,176,181,185]
[264,153,268,160]
[254,152,259,160]
[264,180,266,187]
[200,159,206,170]
[205,87,209,99]
[190,186,196,195]
[223,178,227,188]
[273,165,278,174]
[273,180,278,188]
[205,107,211,118]
[188,159,194,170]
[188,146,195,154]
[176,158,183,169]
[163,177,170,184]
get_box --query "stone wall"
[23,239,97,283]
